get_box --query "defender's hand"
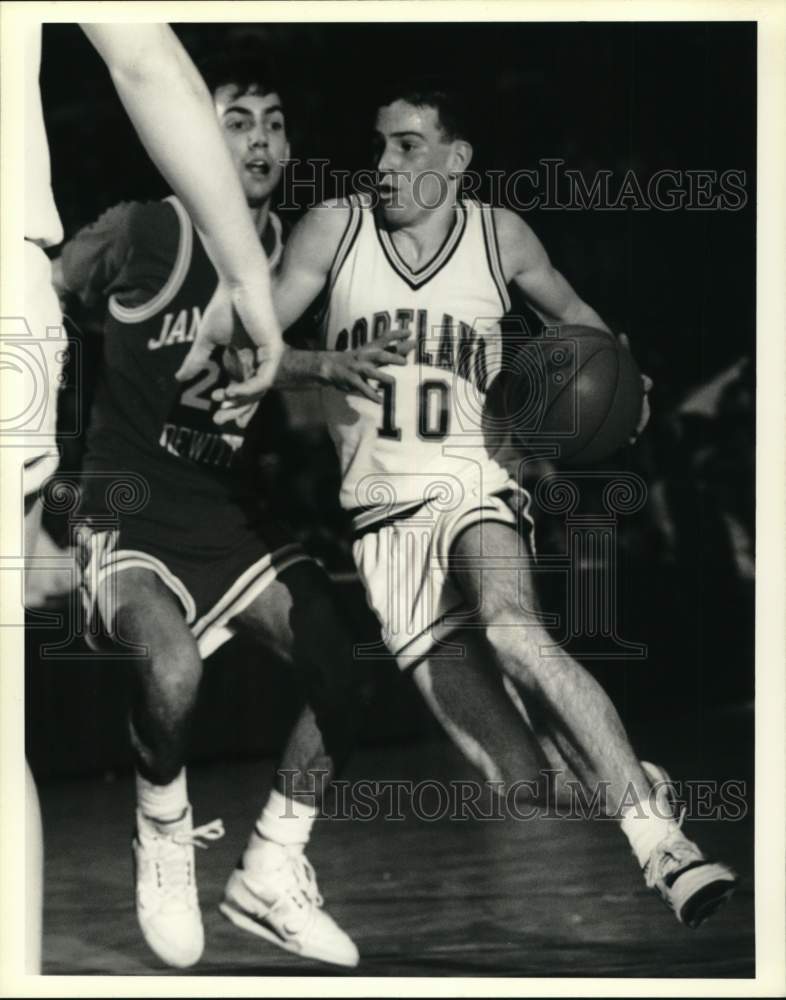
[176,279,284,389]
[175,280,234,382]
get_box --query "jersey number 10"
[378,379,450,442]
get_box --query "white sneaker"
[641,762,737,928]
[219,847,359,968]
[133,807,225,968]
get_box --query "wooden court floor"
[40,712,754,979]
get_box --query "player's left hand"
[618,333,653,442]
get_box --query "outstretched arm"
[213,203,414,416]
[82,23,282,387]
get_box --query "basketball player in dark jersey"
[206,80,738,932]
[55,51,404,970]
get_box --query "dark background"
[28,21,756,779]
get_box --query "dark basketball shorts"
[77,506,311,658]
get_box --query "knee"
[151,655,203,712]
[118,605,202,702]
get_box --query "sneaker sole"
[642,763,739,928]
[138,918,204,968]
[678,870,738,929]
[218,899,359,968]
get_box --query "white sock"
[620,797,680,868]
[244,789,317,871]
[136,767,188,825]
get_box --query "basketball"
[502,326,644,466]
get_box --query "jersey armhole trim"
[317,198,362,330]
[107,196,193,325]
[480,204,512,314]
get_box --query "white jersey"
[25,24,63,247]
[322,196,513,521]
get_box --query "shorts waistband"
[350,499,430,539]
[350,485,525,541]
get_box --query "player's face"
[215,85,290,207]
[372,100,464,225]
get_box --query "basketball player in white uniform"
[207,81,738,930]
[15,20,286,974]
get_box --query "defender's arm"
[214,204,413,414]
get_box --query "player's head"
[371,79,473,226]
[199,47,290,208]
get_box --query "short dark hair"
[198,43,284,105]
[374,77,473,143]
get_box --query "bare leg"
[450,521,652,815]
[223,561,360,967]
[412,629,579,804]
[97,568,220,969]
[100,569,203,784]
[24,499,45,974]
[25,761,43,974]
[232,559,358,806]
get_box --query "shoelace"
[640,765,707,892]
[172,818,226,849]
[265,853,325,933]
[644,816,702,891]
[151,819,225,904]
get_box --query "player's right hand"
[323,329,415,403]
[212,329,415,407]
[618,332,653,442]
